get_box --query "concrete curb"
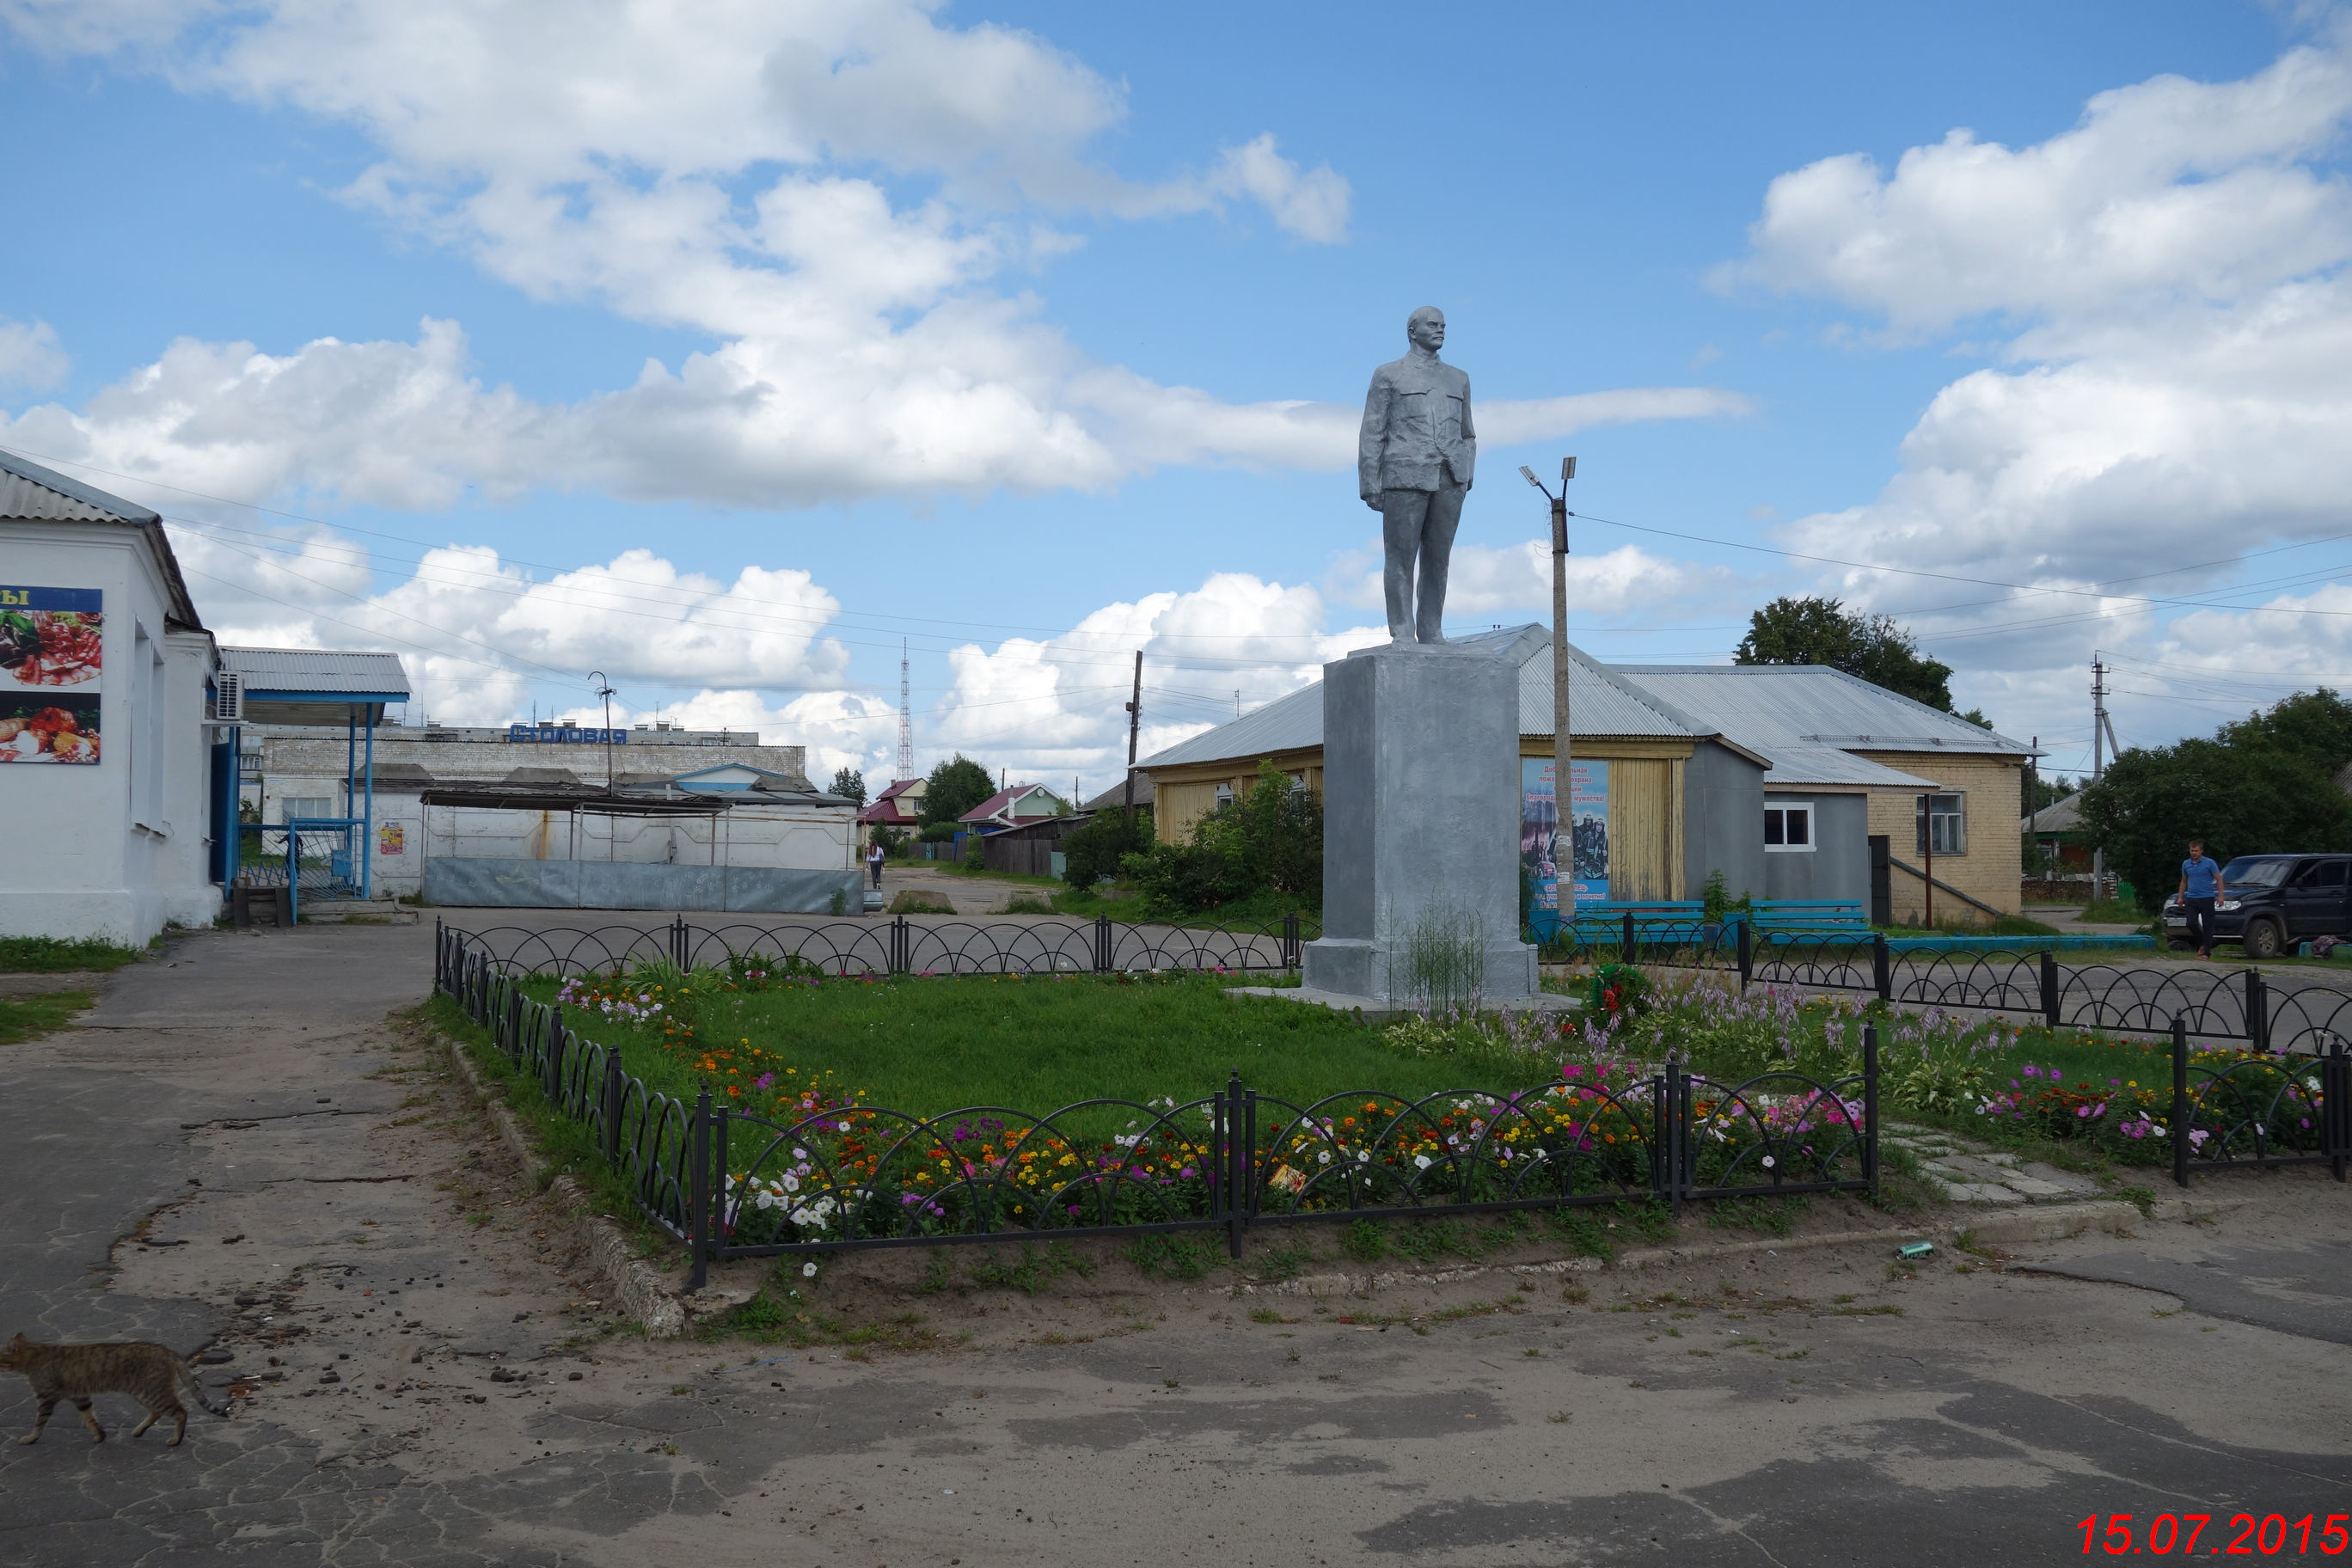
[432,1026,692,1338]
[1219,1197,2182,1300]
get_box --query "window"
[1214,781,1234,808]
[1763,801,1814,852]
[282,795,334,824]
[1915,792,1965,856]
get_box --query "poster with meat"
[0,587,102,763]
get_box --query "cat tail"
[176,1355,230,1418]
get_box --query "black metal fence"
[440,912,1315,978]
[2161,1020,2350,1187]
[433,923,1878,1283]
[1736,929,2352,1055]
[433,922,2347,1285]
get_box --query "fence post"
[1736,918,1753,991]
[1621,910,1636,966]
[1224,1071,1248,1259]
[2328,1037,2349,1185]
[1862,1023,1880,1199]
[671,916,689,971]
[1282,912,1302,971]
[1095,915,1112,976]
[1873,932,1892,1003]
[1658,1063,1684,1217]
[546,1005,566,1102]
[688,1085,713,1292]
[2245,969,2269,1052]
[602,1048,625,1168]
[2040,950,2061,1028]
[2171,1015,2191,1190]
[889,915,908,976]
[434,918,444,991]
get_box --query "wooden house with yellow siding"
[1137,626,2031,924]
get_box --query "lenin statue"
[1359,306,1474,645]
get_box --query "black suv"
[2163,853,2351,959]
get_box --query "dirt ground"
[3,922,2349,1566]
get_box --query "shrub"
[1060,806,1152,890]
[888,890,955,914]
[916,821,959,844]
[1122,761,1320,915]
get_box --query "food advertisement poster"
[379,824,406,856]
[0,586,103,764]
[1521,756,1608,932]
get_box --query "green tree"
[2078,691,2352,912]
[828,765,867,806]
[1735,596,1958,711]
[917,754,995,827]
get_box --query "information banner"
[1568,758,1610,905]
[0,585,102,764]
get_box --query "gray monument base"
[1232,982,1578,1024]
[1296,936,1538,1002]
[1302,640,1536,1004]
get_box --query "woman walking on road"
[2178,839,2226,959]
[867,840,885,891]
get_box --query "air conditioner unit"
[212,671,243,722]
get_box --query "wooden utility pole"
[1121,650,1143,820]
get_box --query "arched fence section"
[1737,928,2352,1055]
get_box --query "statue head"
[1406,307,1446,353]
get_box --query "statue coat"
[1358,352,1477,497]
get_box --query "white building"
[1,450,222,945]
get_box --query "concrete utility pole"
[2092,653,2109,781]
[590,670,616,793]
[1521,456,1577,929]
[2087,653,2122,898]
[1122,650,1143,820]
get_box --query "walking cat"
[1,1333,227,1446]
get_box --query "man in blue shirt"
[2177,840,2226,959]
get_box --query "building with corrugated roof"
[1,447,221,942]
[1137,625,2029,921]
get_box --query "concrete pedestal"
[1301,642,1536,1004]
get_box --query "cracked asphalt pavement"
[2,922,2349,1565]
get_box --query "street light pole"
[1521,456,1577,934]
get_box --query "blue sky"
[3,1,2346,792]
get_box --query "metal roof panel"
[219,646,412,699]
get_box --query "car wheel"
[2243,918,2284,961]
[2165,937,2193,952]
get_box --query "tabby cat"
[0,1333,227,1446]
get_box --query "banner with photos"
[0,586,103,764]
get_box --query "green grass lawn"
[0,990,94,1044]
[528,971,1525,1116]
[0,935,144,973]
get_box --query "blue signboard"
[507,725,629,744]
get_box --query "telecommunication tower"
[894,638,916,783]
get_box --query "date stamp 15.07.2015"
[2079,1514,2349,1557]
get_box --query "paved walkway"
[1883,1122,2107,1205]
[2,928,2349,1565]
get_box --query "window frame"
[1763,799,1816,854]
[1914,791,1966,857]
